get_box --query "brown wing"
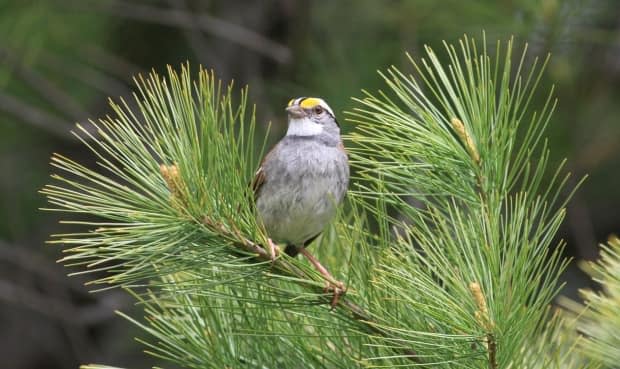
[251,143,278,201]
[251,165,266,200]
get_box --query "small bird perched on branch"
[253,97,349,298]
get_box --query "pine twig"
[470,282,498,369]
[200,214,421,362]
[155,163,420,362]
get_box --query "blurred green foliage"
[1,1,619,368]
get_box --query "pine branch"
[42,63,420,367]
[560,236,620,368]
[345,34,583,367]
[199,214,420,360]
[42,35,589,368]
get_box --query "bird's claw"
[325,280,346,309]
[267,238,280,266]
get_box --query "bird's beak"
[286,105,306,119]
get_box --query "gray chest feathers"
[256,136,349,246]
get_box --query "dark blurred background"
[0,1,618,368]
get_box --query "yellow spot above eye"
[299,97,322,109]
[287,98,295,107]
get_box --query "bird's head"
[285,97,339,136]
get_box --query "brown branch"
[201,214,363,312]
[487,333,497,369]
[201,216,309,279]
[200,215,420,362]
[155,163,420,361]
[469,282,498,369]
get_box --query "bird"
[252,97,349,296]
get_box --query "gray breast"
[256,135,349,246]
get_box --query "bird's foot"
[298,248,346,308]
[324,280,346,309]
[266,238,280,266]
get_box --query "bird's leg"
[267,238,280,265]
[298,248,345,308]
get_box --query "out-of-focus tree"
[1,1,620,368]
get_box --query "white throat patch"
[286,117,323,136]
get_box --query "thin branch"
[0,90,75,139]
[41,51,131,98]
[0,240,82,291]
[0,240,133,326]
[565,173,597,260]
[470,282,498,369]
[0,278,130,325]
[0,46,89,121]
[200,215,420,363]
[166,0,213,64]
[73,0,292,63]
[81,45,142,80]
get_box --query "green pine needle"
[344,34,582,367]
[560,236,620,368]
[42,35,588,368]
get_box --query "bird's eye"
[313,106,324,114]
